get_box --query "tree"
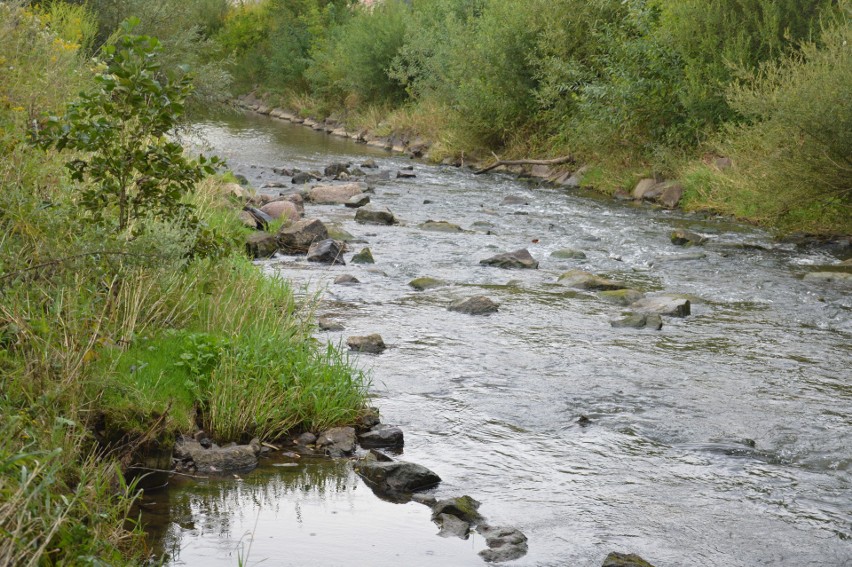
[37,19,221,232]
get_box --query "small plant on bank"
[36,18,221,233]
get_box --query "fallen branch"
[474,153,575,175]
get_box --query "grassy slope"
[0,5,367,564]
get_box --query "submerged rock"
[347,334,386,354]
[316,427,356,458]
[409,277,446,291]
[551,248,587,260]
[351,247,375,264]
[307,239,345,265]
[557,270,625,291]
[480,249,539,269]
[501,195,529,205]
[803,271,852,285]
[630,296,691,317]
[355,459,442,494]
[477,525,529,563]
[602,552,657,567]
[419,220,465,233]
[277,219,329,254]
[355,208,398,225]
[449,296,499,315]
[670,229,707,247]
[358,424,404,449]
[324,162,351,178]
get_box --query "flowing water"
[141,111,852,566]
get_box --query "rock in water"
[629,296,691,317]
[670,229,707,247]
[557,270,625,291]
[358,424,404,449]
[318,316,344,331]
[324,162,351,177]
[351,247,375,264]
[315,427,356,457]
[431,496,483,523]
[306,183,366,204]
[477,525,529,563]
[174,438,259,474]
[344,193,371,208]
[480,249,539,269]
[436,514,470,539]
[598,289,645,306]
[409,277,446,291]
[334,274,360,285]
[259,200,300,221]
[245,233,278,258]
[307,239,345,265]
[277,219,328,254]
[601,552,657,567]
[551,248,587,260]
[355,208,397,225]
[347,334,386,354]
[419,220,465,233]
[449,296,499,315]
[610,313,663,330]
[355,460,442,494]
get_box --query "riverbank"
[0,8,370,564]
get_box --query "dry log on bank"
[474,153,575,175]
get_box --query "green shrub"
[704,12,852,233]
[37,19,222,233]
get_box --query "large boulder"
[316,427,356,458]
[277,219,328,254]
[355,459,442,494]
[602,552,657,567]
[355,208,397,225]
[480,249,539,269]
[477,525,529,563]
[306,183,367,204]
[347,334,386,354]
[629,296,691,317]
[449,296,499,315]
[557,270,626,291]
[307,239,345,265]
[260,200,300,221]
[174,438,260,474]
[358,424,404,449]
[245,233,278,258]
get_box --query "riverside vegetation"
[212,0,851,236]
[0,3,367,564]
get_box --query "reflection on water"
[146,111,852,566]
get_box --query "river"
[140,110,851,567]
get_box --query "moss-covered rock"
[409,277,447,291]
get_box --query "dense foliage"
[217,0,850,233]
[1,4,367,564]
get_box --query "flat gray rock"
[629,296,691,317]
[480,249,539,269]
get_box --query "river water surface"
[142,111,851,567]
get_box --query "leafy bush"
[702,13,852,233]
[37,19,221,233]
